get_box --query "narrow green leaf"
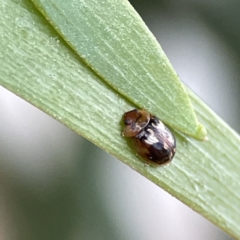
[30,0,206,140]
[0,0,239,239]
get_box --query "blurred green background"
[1,0,240,239]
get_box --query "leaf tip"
[195,123,208,141]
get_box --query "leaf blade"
[0,0,239,238]
[31,0,206,140]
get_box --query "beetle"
[123,109,176,165]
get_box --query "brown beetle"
[123,109,176,165]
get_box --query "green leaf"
[0,0,240,239]
[30,0,206,140]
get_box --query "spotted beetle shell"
[123,109,176,165]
